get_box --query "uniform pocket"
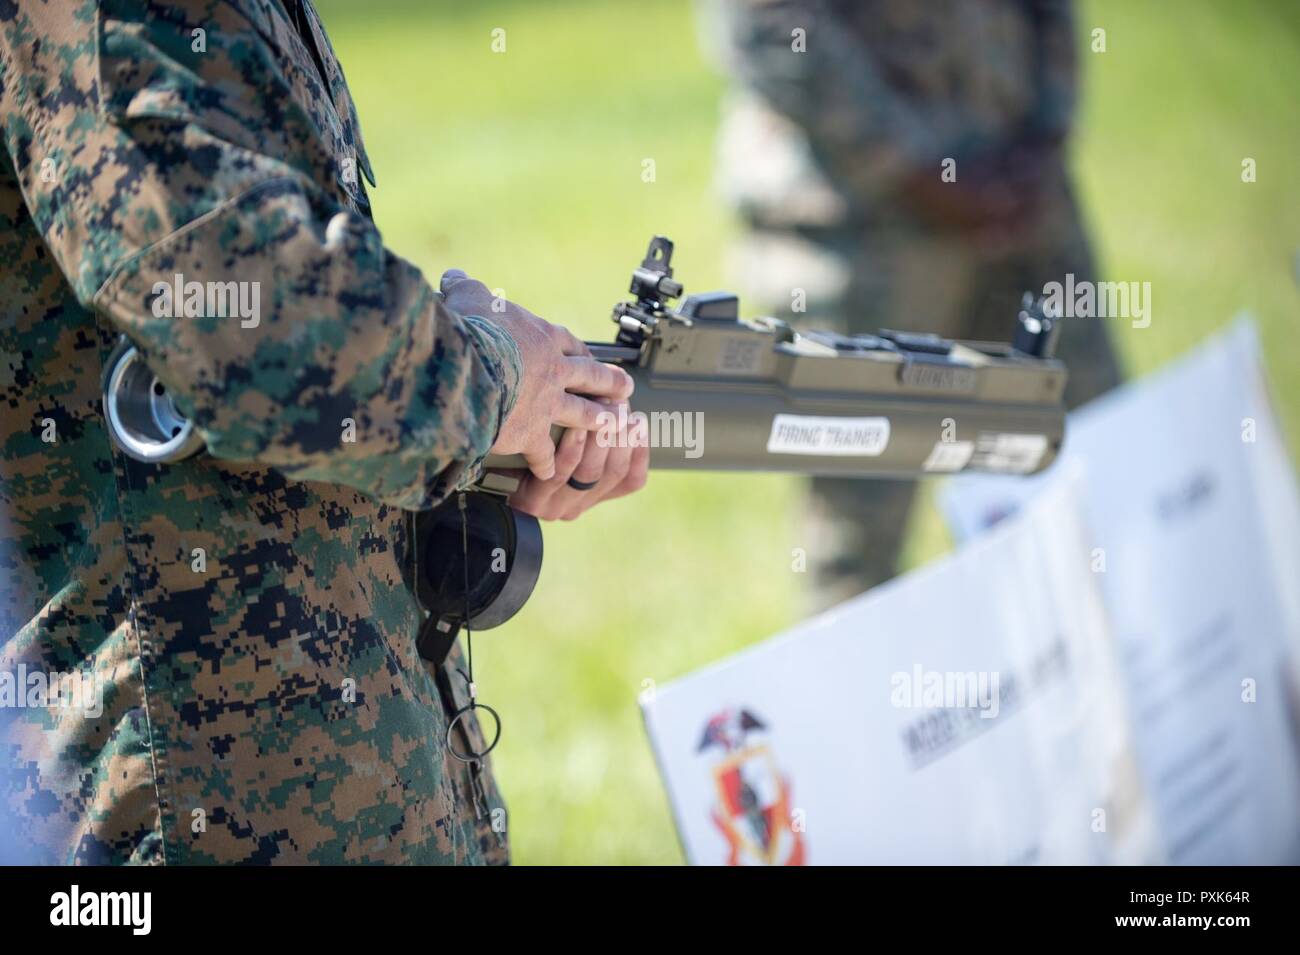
[96,4,267,153]
[96,1,369,215]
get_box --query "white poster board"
[642,473,1157,865]
[942,319,1300,864]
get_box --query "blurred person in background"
[705,0,1124,609]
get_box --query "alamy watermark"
[1,665,103,718]
[150,272,261,328]
[594,405,704,459]
[50,885,150,935]
[890,664,1001,720]
[1041,273,1151,329]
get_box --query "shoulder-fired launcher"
[483,235,1065,479]
[413,236,1067,657]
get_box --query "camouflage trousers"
[732,187,1123,611]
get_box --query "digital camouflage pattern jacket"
[0,0,518,864]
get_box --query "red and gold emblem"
[698,708,805,866]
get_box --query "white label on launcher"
[973,433,1049,473]
[766,414,891,456]
[923,440,975,473]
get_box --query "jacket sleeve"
[0,0,519,510]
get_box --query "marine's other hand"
[440,269,634,481]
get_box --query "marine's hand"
[440,269,634,481]
[507,400,650,521]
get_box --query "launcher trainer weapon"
[408,236,1066,660]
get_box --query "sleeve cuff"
[457,313,524,488]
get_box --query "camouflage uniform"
[1,0,515,863]
[709,0,1123,609]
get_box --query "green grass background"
[313,0,1299,864]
